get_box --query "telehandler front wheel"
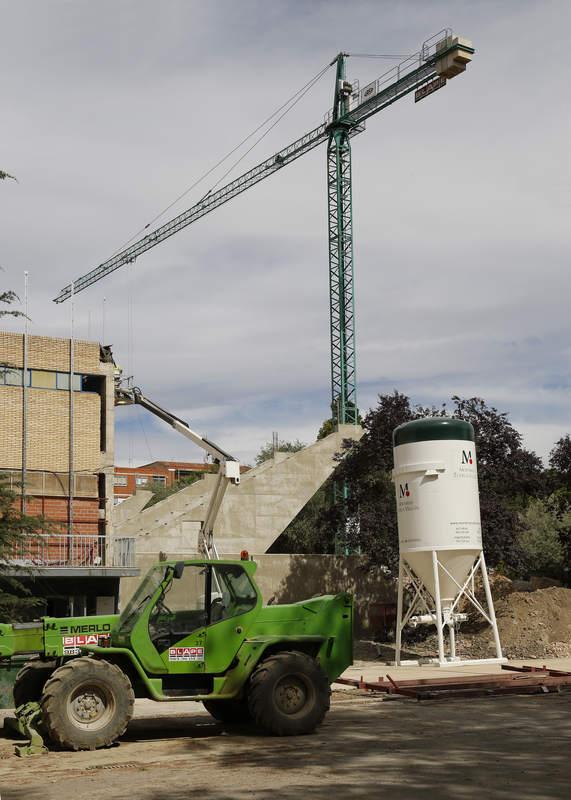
[248,651,330,736]
[40,656,134,751]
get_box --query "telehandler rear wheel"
[13,660,56,708]
[40,656,134,751]
[203,697,252,724]
[248,650,330,736]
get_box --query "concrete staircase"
[114,424,363,558]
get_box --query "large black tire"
[203,697,252,724]
[13,660,56,708]
[247,651,330,736]
[40,656,134,751]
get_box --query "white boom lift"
[115,385,241,559]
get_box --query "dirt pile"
[467,586,571,659]
[392,584,571,661]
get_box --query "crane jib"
[53,31,472,304]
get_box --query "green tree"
[334,391,428,569]
[269,482,337,554]
[314,392,543,575]
[518,498,565,578]
[144,473,204,508]
[549,435,571,486]
[0,475,45,619]
[0,281,44,619]
[450,396,543,571]
[317,401,363,440]
[0,289,24,320]
[255,438,306,466]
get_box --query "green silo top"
[393,417,475,447]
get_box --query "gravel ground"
[1,676,570,800]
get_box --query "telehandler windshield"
[116,564,166,636]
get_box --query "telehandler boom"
[115,384,241,558]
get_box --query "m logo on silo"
[462,450,473,465]
[399,483,410,498]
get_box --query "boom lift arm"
[115,386,240,558]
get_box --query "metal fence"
[6,534,136,569]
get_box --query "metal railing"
[5,534,137,569]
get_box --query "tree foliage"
[144,473,204,508]
[0,282,43,618]
[276,391,567,582]
[0,289,24,320]
[255,438,306,466]
[0,475,45,619]
[519,498,565,578]
[549,435,571,483]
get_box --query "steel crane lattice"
[55,30,474,431]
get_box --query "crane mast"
[328,53,357,426]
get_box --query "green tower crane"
[54,30,474,431]
[327,52,357,426]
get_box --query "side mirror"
[173,562,185,580]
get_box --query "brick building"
[114,460,211,503]
[0,330,138,616]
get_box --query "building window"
[0,367,28,386]
[151,476,166,485]
[114,475,128,487]
[0,367,102,392]
[30,370,57,389]
[135,476,149,486]
[56,372,82,391]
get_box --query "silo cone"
[392,418,505,667]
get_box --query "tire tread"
[41,656,134,751]
[248,650,330,736]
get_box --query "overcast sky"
[1,0,569,467]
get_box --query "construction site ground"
[1,657,570,800]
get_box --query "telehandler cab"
[1,557,353,752]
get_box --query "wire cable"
[204,63,331,197]
[348,53,413,59]
[136,405,154,462]
[109,61,333,258]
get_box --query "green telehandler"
[1,384,353,753]
[1,556,353,752]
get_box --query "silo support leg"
[448,623,456,660]
[395,557,405,666]
[432,550,446,665]
[480,551,504,660]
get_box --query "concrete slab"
[341,656,571,685]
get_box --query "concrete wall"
[114,424,363,557]
[119,552,395,634]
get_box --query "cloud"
[1,0,569,468]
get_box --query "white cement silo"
[392,418,504,666]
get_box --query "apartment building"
[0,330,138,617]
[113,460,211,503]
